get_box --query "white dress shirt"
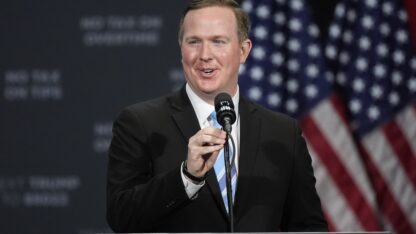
[181,83,240,199]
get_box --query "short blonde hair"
[178,0,250,44]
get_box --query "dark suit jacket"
[107,87,327,232]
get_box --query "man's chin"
[197,85,219,95]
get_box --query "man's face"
[180,6,251,103]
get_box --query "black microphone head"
[214,92,236,127]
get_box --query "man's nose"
[199,43,212,61]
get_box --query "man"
[107,0,328,232]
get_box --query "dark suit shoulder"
[124,94,171,115]
[113,88,194,141]
[111,93,175,142]
[121,88,189,117]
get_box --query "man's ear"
[240,38,252,63]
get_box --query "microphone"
[215,92,236,232]
[214,93,236,134]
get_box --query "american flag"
[239,0,416,233]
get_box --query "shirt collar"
[185,83,240,128]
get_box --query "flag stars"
[286,99,298,113]
[330,25,341,38]
[353,78,365,92]
[339,51,350,64]
[335,4,346,17]
[389,92,400,105]
[273,32,285,46]
[254,26,268,40]
[365,0,377,8]
[395,30,408,43]
[306,64,319,78]
[242,1,253,13]
[287,79,299,92]
[326,45,338,59]
[349,99,362,113]
[288,59,300,72]
[368,106,380,120]
[356,57,368,72]
[362,16,374,29]
[343,30,353,44]
[252,46,266,60]
[288,39,301,52]
[392,71,403,85]
[274,13,286,25]
[238,64,246,75]
[380,23,390,36]
[359,36,371,50]
[308,25,320,38]
[398,10,408,22]
[347,10,357,22]
[289,18,302,32]
[267,93,281,107]
[248,87,262,101]
[238,0,416,136]
[269,73,283,86]
[393,50,405,64]
[337,72,347,85]
[373,64,386,78]
[256,5,270,18]
[326,71,335,83]
[290,0,304,11]
[382,2,393,15]
[305,85,318,98]
[250,66,264,81]
[376,44,388,57]
[408,78,416,92]
[411,57,416,70]
[371,85,383,99]
[308,44,320,57]
[271,52,284,66]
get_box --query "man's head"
[179,0,252,103]
[179,0,250,44]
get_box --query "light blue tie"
[210,111,237,213]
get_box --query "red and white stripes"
[301,95,416,233]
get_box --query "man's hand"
[186,127,226,178]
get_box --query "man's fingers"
[189,144,222,157]
[200,144,223,155]
[200,134,225,146]
[200,127,226,139]
[186,127,226,175]
[189,128,226,147]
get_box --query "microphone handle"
[223,117,232,134]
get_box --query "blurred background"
[0,0,415,233]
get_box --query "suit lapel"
[169,87,200,142]
[168,87,228,217]
[234,98,261,222]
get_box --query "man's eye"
[188,40,199,45]
[214,40,225,44]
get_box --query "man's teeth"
[202,69,213,73]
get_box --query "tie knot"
[210,111,221,129]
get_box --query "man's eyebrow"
[184,36,200,41]
[212,35,230,40]
[183,35,231,43]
